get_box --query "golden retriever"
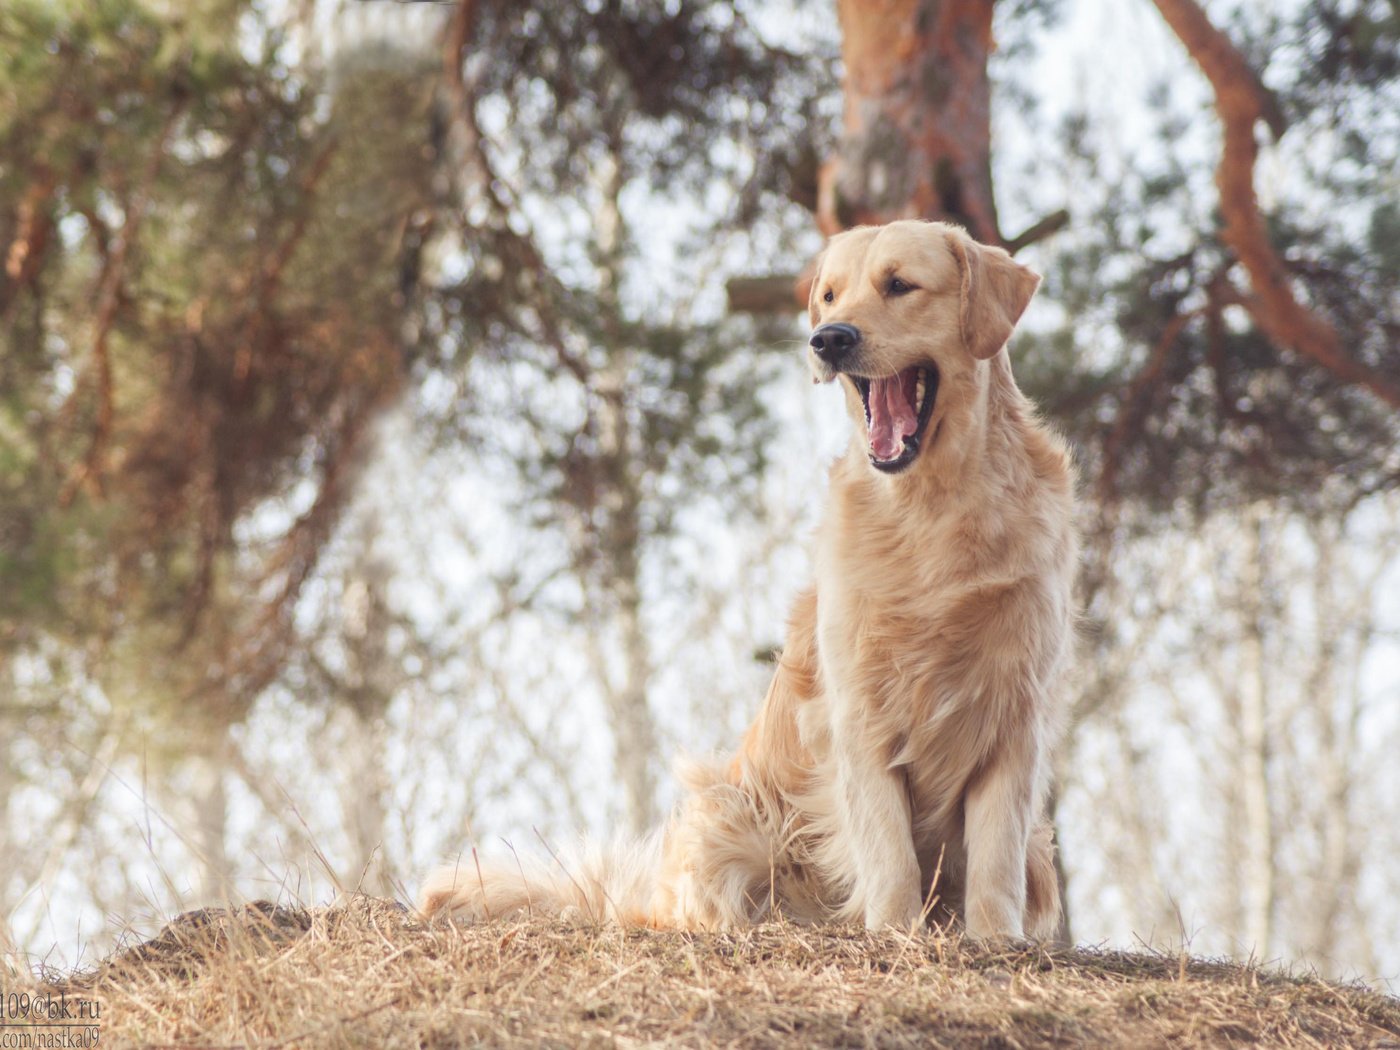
[421,220,1077,941]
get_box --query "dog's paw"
[864,890,925,933]
[965,930,1032,952]
[963,919,1027,945]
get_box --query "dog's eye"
[887,276,915,296]
[822,289,834,303]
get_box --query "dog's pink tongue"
[868,372,918,460]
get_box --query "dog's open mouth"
[852,366,939,474]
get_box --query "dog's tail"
[419,834,662,926]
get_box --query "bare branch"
[1098,307,1201,504]
[259,138,339,301]
[1004,209,1070,255]
[725,274,803,315]
[439,0,590,385]
[725,208,1068,316]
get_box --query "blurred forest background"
[2,0,1397,985]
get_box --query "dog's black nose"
[809,322,861,365]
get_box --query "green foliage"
[0,0,434,728]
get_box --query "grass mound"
[28,896,1400,1047]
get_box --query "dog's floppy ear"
[948,230,1041,360]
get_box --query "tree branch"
[1151,0,1400,410]
[725,208,1070,316]
[1098,307,1201,504]
[60,98,187,505]
[725,274,803,315]
[260,138,339,300]
[440,0,590,385]
[1,165,57,315]
[1004,208,1070,255]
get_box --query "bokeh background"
[2,0,1397,985]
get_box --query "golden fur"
[421,220,1078,941]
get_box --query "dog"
[421,220,1078,941]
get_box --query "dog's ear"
[948,231,1041,360]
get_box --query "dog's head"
[806,220,1040,476]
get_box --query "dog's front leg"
[962,730,1037,941]
[828,702,924,930]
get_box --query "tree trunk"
[592,138,660,837]
[819,0,1001,241]
[187,746,233,905]
[342,707,393,896]
[336,540,396,896]
[604,552,661,836]
[1238,505,1274,957]
[737,1,1069,313]
[587,356,661,837]
[1302,521,1360,975]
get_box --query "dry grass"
[23,896,1400,1048]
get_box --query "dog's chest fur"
[809,424,1074,822]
